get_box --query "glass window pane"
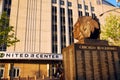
[85,5,88,10]
[52,0,57,4]
[78,4,82,9]
[68,2,72,6]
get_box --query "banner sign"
[0,52,62,60]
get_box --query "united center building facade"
[0,0,120,79]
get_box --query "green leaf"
[0,12,20,47]
[101,14,120,46]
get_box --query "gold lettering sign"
[79,45,117,50]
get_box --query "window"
[52,0,57,4]
[78,4,82,9]
[52,15,57,23]
[60,8,66,49]
[52,6,57,53]
[0,44,6,51]
[13,68,20,78]
[96,0,101,5]
[9,0,11,5]
[78,11,83,17]
[0,68,4,78]
[68,9,74,44]
[85,5,88,10]
[92,13,96,18]
[85,12,89,16]
[3,0,11,16]
[91,7,94,11]
[60,0,64,5]
[68,2,72,6]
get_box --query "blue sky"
[105,0,120,6]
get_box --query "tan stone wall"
[8,0,52,53]
[14,63,47,78]
[6,0,51,78]
[63,45,76,80]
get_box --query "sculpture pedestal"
[62,40,120,80]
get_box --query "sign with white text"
[0,52,62,60]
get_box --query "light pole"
[99,7,120,17]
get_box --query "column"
[57,0,61,53]
[65,0,70,46]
